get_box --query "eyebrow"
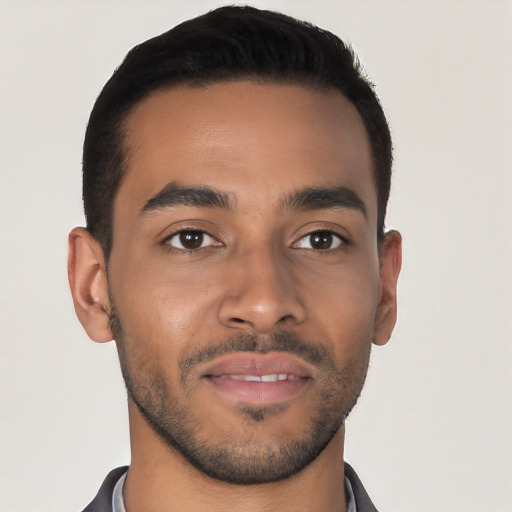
[281,186,367,218]
[140,182,234,214]
[140,182,366,219]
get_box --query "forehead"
[117,81,376,221]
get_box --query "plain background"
[0,0,511,510]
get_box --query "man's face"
[106,82,388,484]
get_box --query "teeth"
[229,374,292,382]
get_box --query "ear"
[373,230,402,346]
[68,227,114,343]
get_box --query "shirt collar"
[112,470,357,512]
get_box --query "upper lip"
[200,352,314,379]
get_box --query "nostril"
[232,318,245,323]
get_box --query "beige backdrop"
[0,1,511,510]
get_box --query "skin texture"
[68,81,402,512]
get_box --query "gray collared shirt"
[112,470,357,512]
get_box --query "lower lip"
[205,375,310,405]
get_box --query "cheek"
[306,260,380,355]
[109,255,221,348]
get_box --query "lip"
[200,352,314,406]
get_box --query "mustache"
[179,331,332,383]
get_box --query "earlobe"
[373,230,402,346]
[68,227,114,343]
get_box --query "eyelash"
[293,229,349,252]
[162,228,221,253]
[162,228,349,254]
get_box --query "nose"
[218,245,307,333]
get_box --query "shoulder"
[81,466,128,512]
[344,462,379,512]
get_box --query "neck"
[123,401,347,512]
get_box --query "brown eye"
[179,231,203,249]
[167,230,215,250]
[311,232,333,249]
[295,231,342,250]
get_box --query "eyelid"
[292,227,350,251]
[161,225,223,251]
[166,230,217,250]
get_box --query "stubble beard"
[109,306,371,485]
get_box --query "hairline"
[103,76,382,260]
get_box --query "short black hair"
[83,5,392,258]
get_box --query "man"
[68,5,401,511]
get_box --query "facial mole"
[240,407,266,422]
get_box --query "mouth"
[200,352,313,406]
[221,373,302,382]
